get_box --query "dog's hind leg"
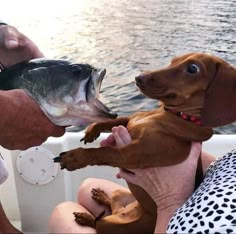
[91,188,136,214]
[91,188,112,210]
[74,188,112,227]
[73,212,96,228]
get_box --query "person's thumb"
[2,27,20,49]
[187,142,202,163]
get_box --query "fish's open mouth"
[87,68,117,119]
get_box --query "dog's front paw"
[53,149,87,171]
[81,123,101,144]
[73,212,95,227]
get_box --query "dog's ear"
[201,61,236,127]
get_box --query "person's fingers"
[116,126,132,144]
[0,25,44,58]
[100,140,107,147]
[23,39,44,58]
[51,127,65,137]
[112,127,126,146]
[187,142,202,161]
[112,126,131,146]
[5,38,19,48]
[0,26,16,47]
[30,46,44,58]
[100,134,115,147]
[118,168,138,183]
[101,126,131,147]
[2,26,20,49]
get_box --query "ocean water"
[2,0,236,133]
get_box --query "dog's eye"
[186,64,200,74]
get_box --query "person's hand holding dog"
[101,125,202,233]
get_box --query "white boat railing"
[0,132,235,233]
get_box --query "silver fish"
[0,59,117,126]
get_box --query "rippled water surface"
[2,0,236,133]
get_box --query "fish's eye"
[71,65,82,74]
[186,63,200,75]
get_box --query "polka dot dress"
[167,150,236,233]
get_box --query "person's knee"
[49,201,75,232]
[78,178,100,204]
[50,201,76,219]
[78,177,128,204]
[49,201,96,233]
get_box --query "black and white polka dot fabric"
[167,150,236,234]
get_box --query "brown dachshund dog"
[54,53,236,234]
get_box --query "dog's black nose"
[135,75,144,86]
[135,73,152,86]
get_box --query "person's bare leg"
[48,201,96,234]
[49,178,130,233]
[0,202,22,234]
[77,178,131,217]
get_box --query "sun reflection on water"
[1,0,93,57]
[1,0,235,133]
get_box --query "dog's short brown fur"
[56,53,236,234]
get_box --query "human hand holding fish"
[0,24,66,150]
[0,89,65,150]
[0,25,117,150]
[0,24,43,69]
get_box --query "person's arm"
[0,202,21,234]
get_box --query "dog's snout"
[135,76,144,85]
[135,73,152,86]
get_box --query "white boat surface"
[0,132,235,233]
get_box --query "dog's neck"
[164,107,203,126]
